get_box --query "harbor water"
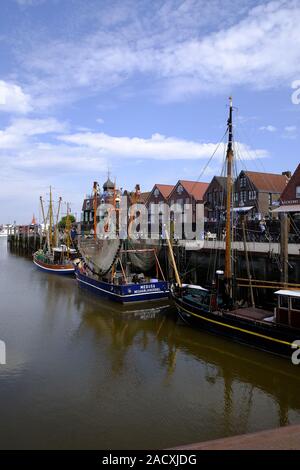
[0,237,300,449]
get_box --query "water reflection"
[1,238,300,449]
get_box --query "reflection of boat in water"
[76,180,169,303]
[170,98,300,359]
[76,294,300,422]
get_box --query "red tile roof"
[155,184,174,199]
[245,171,289,193]
[178,180,210,201]
[280,164,300,202]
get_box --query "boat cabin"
[275,290,300,328]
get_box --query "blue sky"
[0,0,300,223]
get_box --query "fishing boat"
[33,246,76,274]
[75,180,169,303]
[170,98,300,359]
[0,224,11,237]
[33,188,76,275]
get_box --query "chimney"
[282,171,291,179]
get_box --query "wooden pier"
[171,424,300,450]
[7,225,44,256]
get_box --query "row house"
[277,164,300,213]
[204,170,290,222]
[203,176,227,222]
[233,170,290,220]
[146,180,209,237]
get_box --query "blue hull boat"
[75,269,169,303]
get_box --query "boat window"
[291,298,300,311]
[279,296,288,308]
[186,288,209,305]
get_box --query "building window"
[248,190,256,200]
[268,193,272,205]
[296,186,300,198]
[233,192,238,202]
[154,188,159,198]
[240,176,247,188]
[240,191,247,203]
[207,192,212,203]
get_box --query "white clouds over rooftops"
[58,131,268,161]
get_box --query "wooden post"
[280,212,289,287]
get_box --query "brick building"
[233,170,290,220]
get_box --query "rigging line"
[235,124,288,198]
[188,129,228,195]
[182,132,228,280]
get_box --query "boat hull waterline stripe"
[77,276,169,298]
[33,259,74,272]
[177,302,298,348]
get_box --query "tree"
[58,214,76,229]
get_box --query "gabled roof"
[139,191,151,203]
[204,176,227,196]
[243,171,289,193]
[154,184,174,199]
[280,164,300,202]
[172,180,209,201]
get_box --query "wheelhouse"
[275,290,300,328]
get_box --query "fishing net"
[79,238,122,275]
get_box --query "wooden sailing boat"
[33,188,76,274]
[75,180,169,303]
[170,98,300,359]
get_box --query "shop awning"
[232,206,254,213]
[272,204,300,213]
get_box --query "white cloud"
[0,80,32,113]
[58,130,268,161]
[18,0,300,105]
[96,118,104,124]
[14,0,45,6]
[0,118,68,149]
[284,125,297,132]
[259,125,277,132]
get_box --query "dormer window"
[296,186,300,198]
[177,184,184,194]
[240,176,247,188]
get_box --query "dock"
[172,424,300,450]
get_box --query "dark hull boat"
[168,97,300,360]
[75,268,169,303]
[173,286,300,359]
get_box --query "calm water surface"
[0,238,300,449]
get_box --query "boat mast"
[65,202,71,256]
[224,97,233,295]
[54,196,62,248]
[93,181,98,241]
[40,196,50,252]
[49,186,53,250]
